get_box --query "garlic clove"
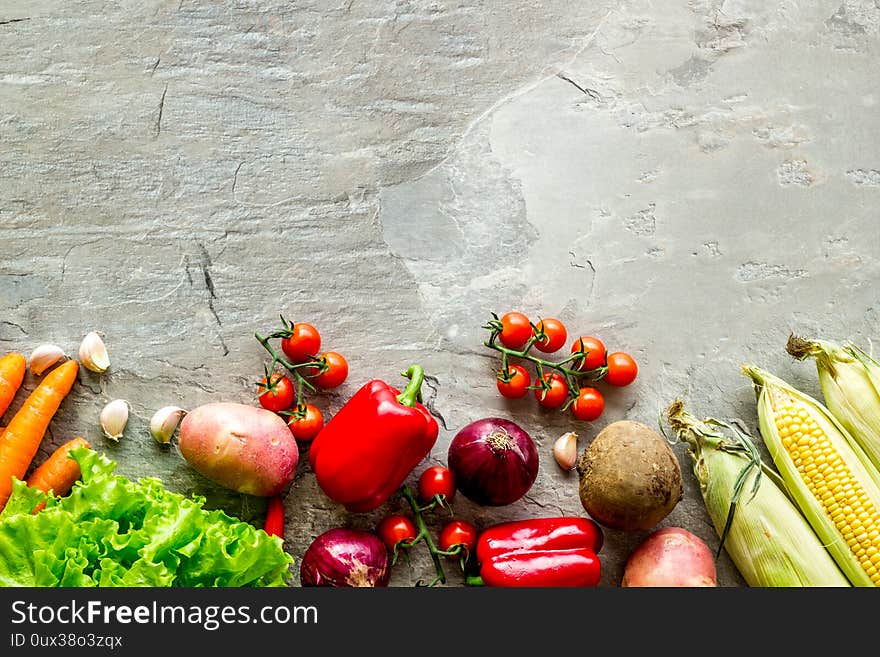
[79,331,110,373]
[29,343,68,376]
[553,431,579,471]
[150,406,187,445]
[100,399,130,441]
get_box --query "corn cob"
[665,401,850,587]
[787,334,880,474]
[743,365,880,586]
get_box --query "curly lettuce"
[0,447,293,587]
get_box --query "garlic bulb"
[150,406,187,444]
[79,331,110,373]
[28,344,67,376]
[553,431,579,471]
[100,399,129,441]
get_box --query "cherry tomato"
[438,519,477,556]
[534,317,567,353]
[309,351,349,388]
[534,372,569,409]
[571,387,605,421]
[378,515,418,551]
[605,352,638,386]
[281,322,321,363]
[498,312,533,350]
[257,373,295,412]
[286,403,324,441]
[496,364,531,399]
[418,465,456,503]
[570,335,607,372]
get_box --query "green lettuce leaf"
[0,448,293,587]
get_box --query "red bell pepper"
[309,365,438,513]
[480,548,600,587]
[471,517,603,587]
[476,517,603,563]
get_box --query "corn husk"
[743,365,880,587]
[666,400,850,587]
[787,335,880,475]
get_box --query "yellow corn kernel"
[786,336,880,476]
[746,365,880,587]
[667,400,851,587]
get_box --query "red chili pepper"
[264,495,285,538]
[471,517,602,587]
[308,365,439,513]
[476,517,604,564]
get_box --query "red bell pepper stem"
[396,365,426,407]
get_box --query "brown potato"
[178,402,299,497]
[576,420,682,532]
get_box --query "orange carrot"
[26,436,90,511]
[0,359,79,511]
[0,352,27,418]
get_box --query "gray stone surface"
[1,0,878,587]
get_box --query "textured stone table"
[2,0,878,587]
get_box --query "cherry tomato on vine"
[418,465,456,503]
[496,363,531,399]
[438,519,477,556]
[378,515,418,551]
[498,312,533,349]
[281,322,322,363]
[570,335,606,372]
[257,373,295,412]
[534,372,569,409]
[605,352,638,387]
[571,387,605,422]
[286,403,324,441]
[309,351,349,388]
[534,317,567,353]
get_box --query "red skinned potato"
[178,402,299,497]
[621,527,717,587]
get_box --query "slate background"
[2,0,879,586]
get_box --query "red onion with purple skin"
[447,417,539,506]
[300,528,391,587]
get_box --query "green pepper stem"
[396,365,426,407]
[465,575,484,586]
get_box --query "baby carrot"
[26,436,90,511]
[0,352,27,418]
[0,359,79,511]
[27,436,90,494]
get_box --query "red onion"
[447,417,539,506]
[300,528,391,587]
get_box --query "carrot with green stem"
[0,352,27,418]
[26,436,90,511]
[0,359,79,511]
